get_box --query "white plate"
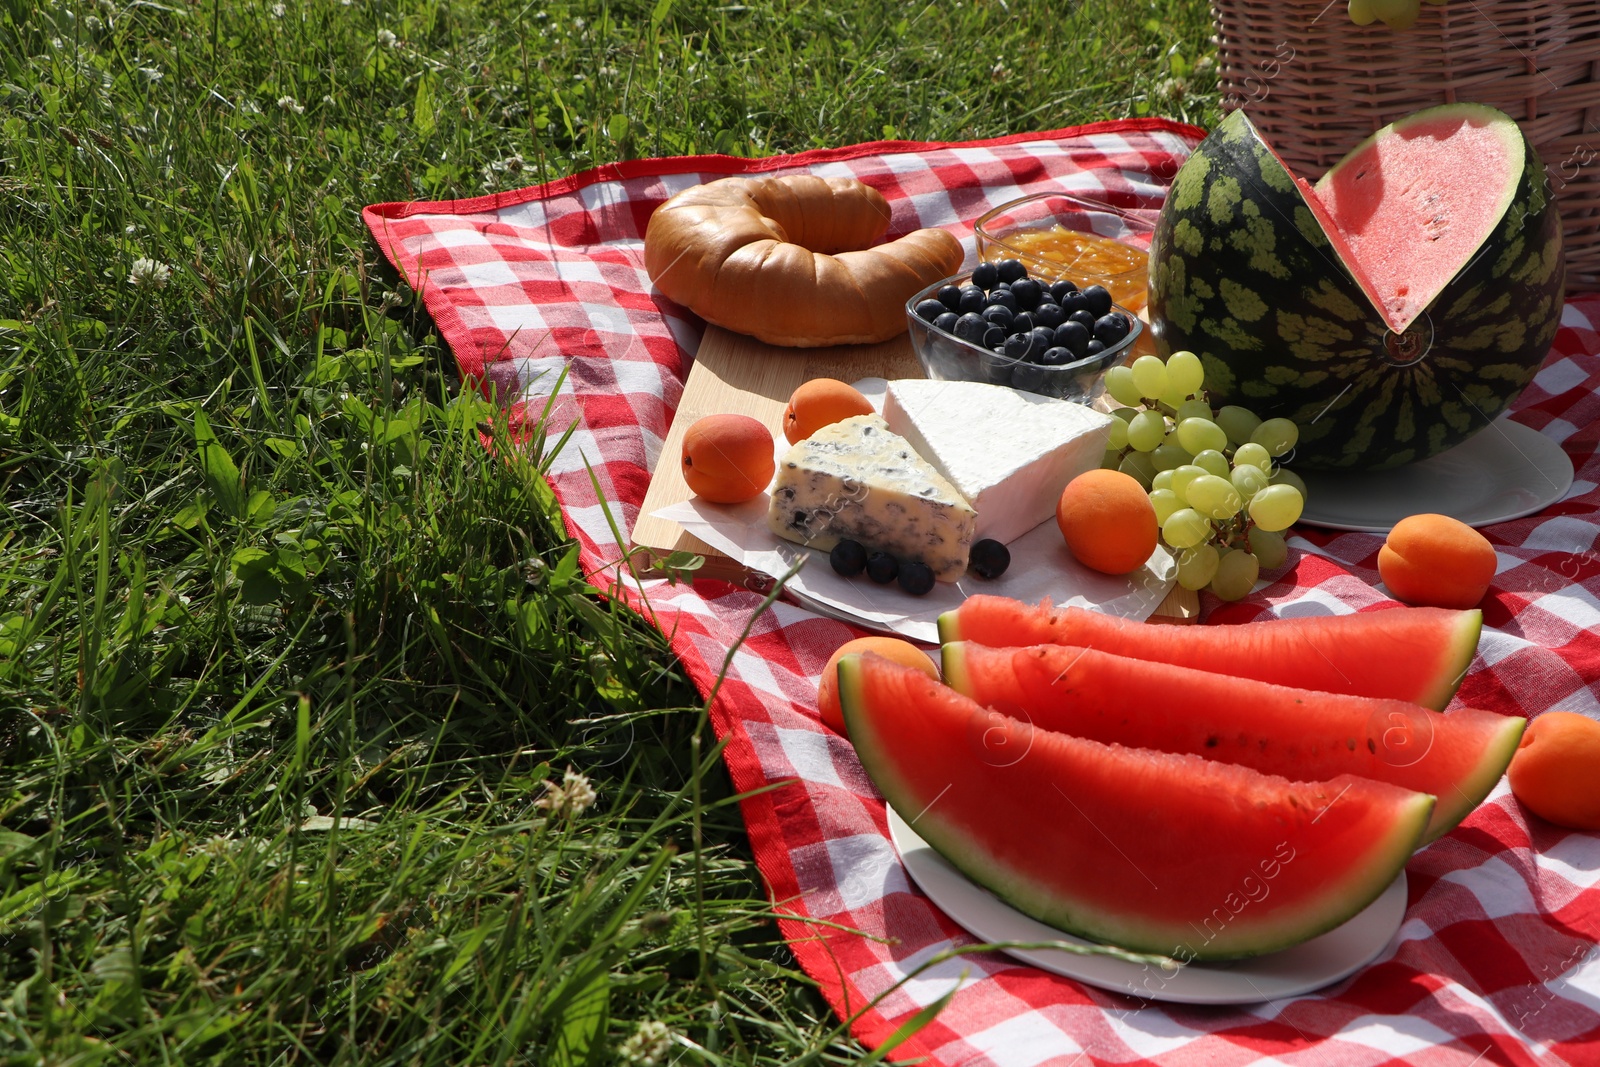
[887,808,1407,1005]
[1297,418,1572,533]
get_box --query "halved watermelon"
[943,641,1522,842]
[840,653,1434,960]
[937,596,1479,711]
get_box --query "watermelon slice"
[943,641,1522,842]
[840,653,1433,960]
[937,596,1479,711]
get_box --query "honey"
[981,228,1150,313]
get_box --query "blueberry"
[981,325,1007,349]
[937,284,963,311]
[996,258,1028,284]
[1002,333,1035,361]
[934,311,960,334]
[971,261,999,290]
[1049,279,1079,302]
[1060,290,1090,316]
[953,312,988,344]
[830,539,867,577]
[1081,285,1113,318]
[1086,339,1106,356]
[897,560,935,596]
[915,298,947,323]
[1069,309,1098,331]
[1032,302,1066,330]
[1010,311,1036,336]
[993,281,1012,292]
[986,288,1018,312]
[1053,320,1090,356]
[1038,346,1074,366]
[1093,312,1130,347]
[1010,277,1043,310]
[1011,361,1047,393]
[981,304,1014,330]
[865,552,899,584]
[1029,326,1057,355]
[968,538,1011,579]
[958,285,987,315]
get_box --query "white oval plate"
[1297,418,1572,533]
[888,808,1407,1005]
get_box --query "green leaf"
[413,72,437,138]
[547,966,610,1067]
[194,408,246,521]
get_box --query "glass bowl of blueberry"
[904,258,1142,403]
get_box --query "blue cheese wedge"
[768,414,976,582]
[883,379,1113,545]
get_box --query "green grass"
[0,1,1216,1063]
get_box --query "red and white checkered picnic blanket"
[364,119,1600,1066]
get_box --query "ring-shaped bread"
[643,175,963,347]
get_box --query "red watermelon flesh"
[943,641,1522,843]
[1310,106,1524,333]
[937,596,1480,711]
[840,653,1433,960]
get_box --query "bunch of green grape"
[1101,351,1308,602]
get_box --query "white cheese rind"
[883,379,1113,545]
[768,414,976,582]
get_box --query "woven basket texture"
[1211,0,1600,289]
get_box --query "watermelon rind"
[841,653,1435,961]
[1148,105,1563,471]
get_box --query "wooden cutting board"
[629,325,1198,623]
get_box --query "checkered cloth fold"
[364,119,1600,1066]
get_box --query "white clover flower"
[1155,77,1186,102]
[1194,55,1216,74]
[270,3,285,16]
[535,769,596,818]
[277,95,305,114]
[574,15,586,28]
[128,257,172,289]
[618,1021,673,1066]
[85,14,103,31]
[377,27,397,47]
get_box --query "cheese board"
[629,325,1198,624]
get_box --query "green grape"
[1130,355,1169,399]
[1151,469,1175,491]
[1170,464,1207,501]
[1192,449,1230,479]
[1211,549,1260,601]
[1248,527,1288,569]
[1105,366,1143,408]
[1127,410,1166,452]
[1119,450,1158,489]
[1175,417,1228,456]
[1111,406,1139,423]
[1150,442,1193,473]
[1251,417,1300,458]
[1186,474,1244,520]
[1176,543,1220,591]
[1107,418,1129,451]
[1271,466,1308,501]
[1149,488,1183,525]
[1165,350,1205,396]
[1161,507,1212,550]
[1215,405,1263,446]
[1175,398,1213,424]
[1232,441,1272,472]
[1101,448,1123,470]
[1248,484,1305,532]
[1230,463,1270,500]
[1158,381,1192,410]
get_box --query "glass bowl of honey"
[973,191,1155,315]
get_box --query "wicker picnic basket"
[1210,0,1600,290]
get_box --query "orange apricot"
[783,378,874,445]
[1055,469,1159,576]
[1379,513,1496,610]
[1507,711,1600,831]
[817,637,938,737]
[681,414,775,503]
